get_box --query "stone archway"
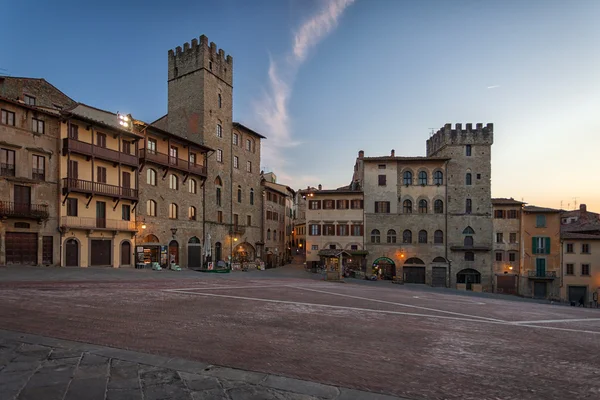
[457,268,481,290]
[403,257,426,284]
[233,242,255,262]
[372,257,395,280]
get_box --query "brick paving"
[0,265,600,399]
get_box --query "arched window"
[433,171,443,185]
[387,229,396,243]
[466,199,472,214]
[465,252,475,262]
[189,179,196,194]
[237,185,242,203]
[418,199,427,213]
[403,199,412,214]
[464,236,474,247]
[214,176,222,186]
[267,229,271,240]
[142,234,159,243]
[188,206,196,220]
[434,230,443,244]
[434,199,443,214]
[371,229,380,243]
[169,203,178,219]
[403,229,412,243]
[463,226,475,234]
[147,168,157,186]
[250,188,254,205]
[147,200,156,216]
[403,171,413,185]
[169,174,178,190]
[216,123,223,138]
[418,171,427,185]
[418,230,428,244]
[466,173,472,186]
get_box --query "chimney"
[318,184,322,190]
[391,149,395,157]
[580,204,587,213]
[358,150,364,159]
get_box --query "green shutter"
[545,237,551,254]
[532,237,538,254]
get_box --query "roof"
[263,181,294,197]
[233,122,267,139]
[0,76,75,105]
[0,95,61,117]
[562,221,600,234]
[151,114,168,131]
[363,156,450,162]
[62,103,142,138]
[523,205,560,213]
[492,198,526,205]
[312,189,363,195]
[562,232,600,240]
[133,120,213,152]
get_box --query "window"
[418,199,427,213]
[218,93,222,108]
[387,229,396,243]
[145,168,156,186]
[418,230,427,244]
[509,252,516,262]
[216,188,222,207]
[495,252,503,262]
[122,140,131,155]
[403,171,412,185]
[536,215,546,227]
[1,109,15,126]
[370,229,380,243]
[433,171,443,185]
[216,149,223,162]
[189,153,196,165]
[250,188,254,205]
[465,252,475,261]
[434,200,443,214]
[336,199,348,209]
[323,200,335,209]
[122,205,131,221]
[32,155,45,180]
[566,243,574,253]
[247,215,252,226]
[96,132,106,148]
[464,236,474,247]
[351,199,363,209]
[233,133,238,145]
[533,237,550,254]
[189,206,196,220]
[323,224,335,236]
[66,198,78,216]
[147,139,157,153]
[169,174,179,190]
[352,224,363,236]
[466,173,472,185]
[477,173,481,179]
[463,226,475,234]
[566,263,574,275]
[147,200,157,216]
[466,199,472,214]
[338,224,348,236]
[582,244,590,254]
[509,233,517,243]
[403,199,412,214]
[309,224,321,236]
[378,164,386,169]
[374,201,390,213]
[434,230,443,244]
[234,156,239,169]
[246,139,252,151]
[311,245,318,250]
[309,200,321,210]
[23,94,36,106]
[496,233,503,243]
[217,210,223,223]
[216,124,223,138]
[267,229,271,240]
[378,175,386,186]
[189,179,197,194]
[403,230,412,244]
[466,144,472,156]
[169,203,178,219]
[418,171,427,185]
[246,161,252,172]
[96,166,107,183]
[494,210,505,218]
[582,264,590,276]
[32,118,44,134]
[508,210,518,219]
[237,186,242,203]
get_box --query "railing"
[63,138,138,167]
[61,216,137,231]
[62,178,138,199]
[1,163,15,177]
[139,148,207,176]
[231,224,246,235]
[32,168,45,181]
[527,271,557,278]
[0,201,49,219]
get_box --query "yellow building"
[561,232,600,305]
[59,104,141,267]
[520,205,561,299]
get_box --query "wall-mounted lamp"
[141,223,147,230]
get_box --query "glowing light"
[509,266,513,270]
[141,224,147,229]
[234,238,238,242]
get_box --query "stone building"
[0,76,75,110]
[154,35,265,266]
[261,172,294,267]
[0,95,61,265]
[561,204,600,225]
[520,205,561,299]
[292,188,313,259]
[492,198,525,294]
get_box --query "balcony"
[231,224,246,235]
[1,163,15,177]
[0,201,49,220]
[63,138,138,167]
[61,216,137,232]
[139,148,207,177]
[527,270,557,280]
[62,178,138,200]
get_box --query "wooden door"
[5,232,37,265]
[14,185,31,214]
[96,201,106,228]
[65,239,78,266]
[122,171,131,197]
[121,241,131,266]
[90,240,111,266]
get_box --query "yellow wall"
[522,211,561,272]
[561,239,600,303]
[61,122,135,154]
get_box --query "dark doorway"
[42,236,53,265]
[456,268,481,290]
[65,239,78,266]
[215,242,222,261]
[90,239,111,266]
[121,241,131,266]
[497,275,517,294]
[96,201,106,228]
[169,240,179,265]
[5,232,37,265]
[533,281,547,298]
[188,237,201,268]
[568,286,587,305]
[404,267,426,284]
[431,267,447,287]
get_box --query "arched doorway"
[121,241,131,266]
[233,242,255,263]
[403,257,426,284]
[140,234,161,265]
[65,239,78,267]
[457,268,481,290]
[431,257,447,287]
[169,240,179,265]
[215,242,222,261]
[188,237,201,268]
[372,257,395,280]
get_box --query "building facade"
[492,198,524,294]
[561,232,600,305]
[261,173,294,267]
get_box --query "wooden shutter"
[336,225,340,236]
[545,237,551,254]
[122,172,130,188]
[532,237,537,254]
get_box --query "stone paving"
[0,330,402,400]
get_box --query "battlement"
[426,123,494,156]
[167,35,233,85]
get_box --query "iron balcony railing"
[0,163,15,177]
[60,216,137,231]
[527,270,557,279]
[62,178,138,200]
[0,201,49,219]
[32,168,45,181]
[139,148,207,177]
[63,138,138,167]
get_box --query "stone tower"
[426,123,494,287]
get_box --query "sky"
[1,0,599,212]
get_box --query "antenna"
[560,200,563,210]
[573,197,578,210]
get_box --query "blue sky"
[2,0,599,211]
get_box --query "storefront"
[137,234,167,267]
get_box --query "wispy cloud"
[487,85,500,89]
[253,0,355,180]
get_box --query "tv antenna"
[573,197,579,210]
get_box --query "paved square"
[1,265,599,399]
